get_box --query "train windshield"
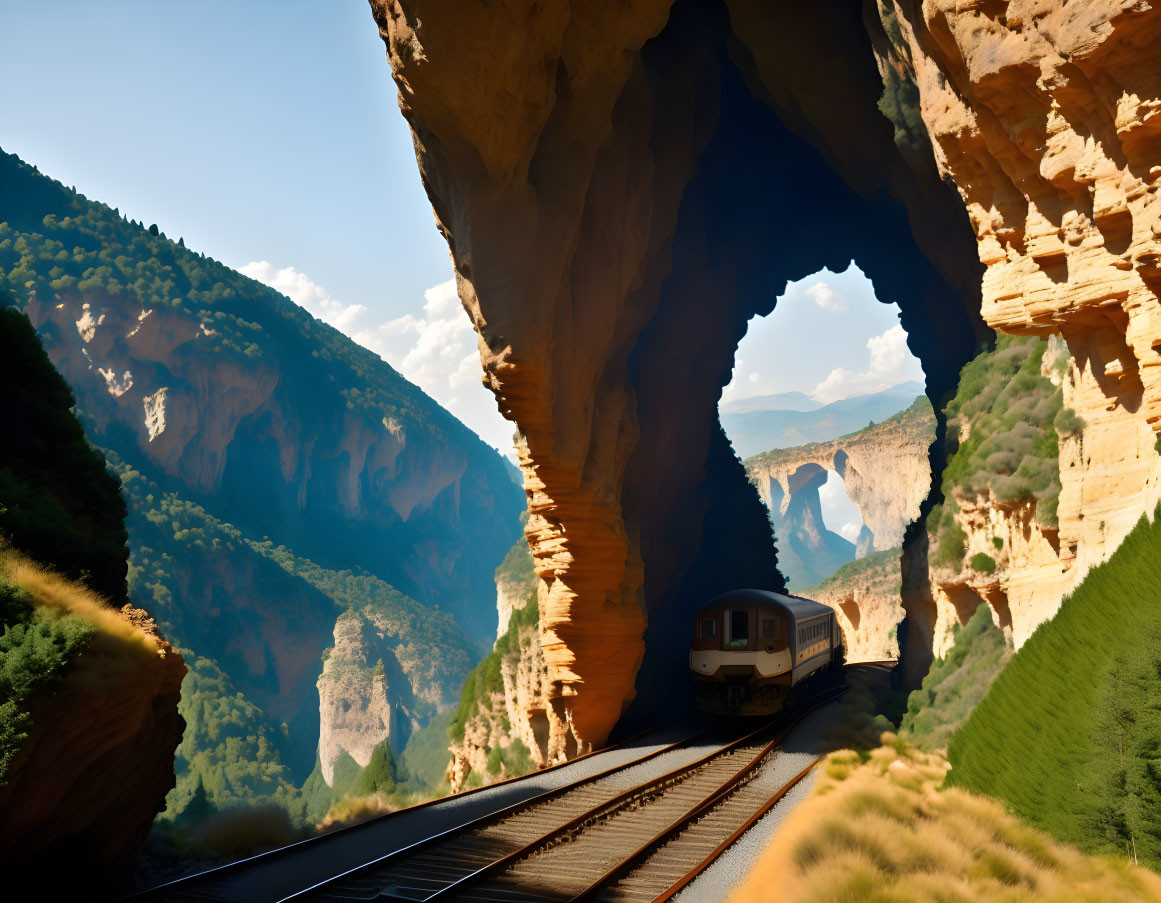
[727,610,749,648]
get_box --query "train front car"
[689,589,841,716]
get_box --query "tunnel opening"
[616,0,986,733]
[719,264,933,597]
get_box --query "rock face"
[925,341,1161,656]
[804,549,905,663]
[747,397,935,556]
[0,601,185,876]
[447,614,548,794]
[316,600,460,785]
[371,0,1160,747]
[448,534,547,791]
[24,287,520,642]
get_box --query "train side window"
[700,618,716,638]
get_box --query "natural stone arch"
[746,400,935,556]
[372,0,989,759]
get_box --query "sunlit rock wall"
[372,0,984,756]
[881,0,1161,678]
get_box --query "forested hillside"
[0,148,524,832]
[949,507,1161,868]
[0,304,185,873]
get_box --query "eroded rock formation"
[372,0,1159,748]
[880,0,1161,677]
[0,602,185,876]
[746,398,935,557]
[927,339,1161,655]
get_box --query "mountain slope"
[0,147,523,641]
[721,381,925,458]
[0,148,523,819]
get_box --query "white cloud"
[810,324,922,404]
[239,261,369,333]
[241,262,516,458]
[805,280,846,312]
[839,522,862,544]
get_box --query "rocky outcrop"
[874,0,1161,680]
[316,601,459,785]
[746,397,935,556]
[805,549,905,663]
[926,340,1161,655]
[0,592,185,877]
[371,0,1161,744]
[317,615,398,786]
[448,534,546,792]
[447,611,548,794]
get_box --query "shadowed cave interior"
[609,0,990,734]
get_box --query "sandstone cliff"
[0,560,185,876]
[803,548,905,663]
[924,336,1161,656]
[746,397,935,556]
[371,0,1160,738]
[447,534,546,792]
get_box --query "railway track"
[284,684,845,903]
[140,670,869,903]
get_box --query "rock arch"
[372,0,1161,757]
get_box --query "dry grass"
[318,793,400,832]
[732,733,1161,903]
[1,549,154,653]
[1,548,165,693]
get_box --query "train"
[689,589,843,715]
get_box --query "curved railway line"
[137,663,895,903]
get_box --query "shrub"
[900,604,1011,751]
[968,553,996,575]
[1053,407,1085,437]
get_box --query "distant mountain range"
[720,381,925,459]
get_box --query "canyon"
[372,0,1161,757]
[745,396,935,587]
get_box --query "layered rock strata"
[879,0,1161,673]
[746,398,935,555]
[927,341,1161,655]
[372,0,985,757]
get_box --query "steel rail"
[131,727,660,901]
[405,721,784,903]
[279,728,725,902]
[566,685,843,903]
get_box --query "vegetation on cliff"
[450,593,538,744]
[0,304,135,789]
[0,304,128,602]
[112,457,476,819]
[0,565,95,786]
[805,547,901,598]
[949,505,1161,868]
[900,604,1011,752]
[927,336,1063,569]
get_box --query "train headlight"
[765,645,775,653]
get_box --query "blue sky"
[0,3,923,468]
